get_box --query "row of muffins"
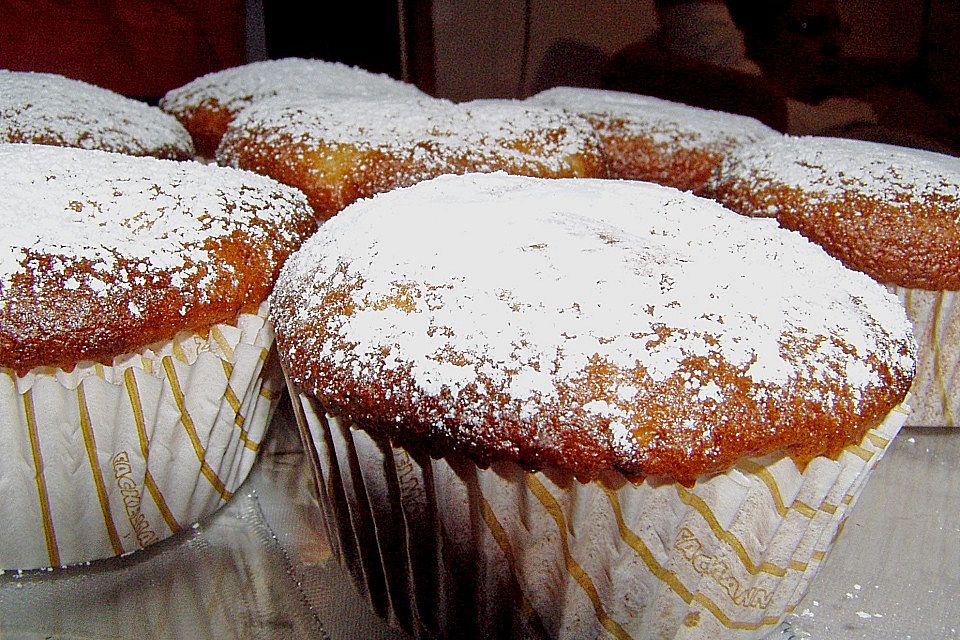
[0,58,946,638]
[152,58,958,428]
[163,61,917,638]
[151,61,950,638]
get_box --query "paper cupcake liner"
[290,385,908,640]
[0,302,283,570]
[888,286,960,427]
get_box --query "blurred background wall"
[0,0,956,150]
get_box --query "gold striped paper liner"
[291,387,908,640]
[889,286,960,427]
[0,301,282,570]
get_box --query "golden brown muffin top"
[704,135,960,290]
[527,87,775,157]
[527,87,775,191]
[159,58,425,157]
[272,173,915,484]
[217,96,606,220]
[0,70,195,160]
[0,144,316,374]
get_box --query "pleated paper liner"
[890,287,960,427]
[289,385,909,640]
[0,301,283,570]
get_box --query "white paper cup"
[0,302,282,570]
[888,287,960,427]
[290,383,908,640]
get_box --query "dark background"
[0,0,956,153]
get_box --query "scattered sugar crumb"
[854,611,884,620]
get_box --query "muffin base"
[0,302,281,570]
[290,384,908,640]
[892,286,960,427]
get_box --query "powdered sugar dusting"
[1,143,313,347]
[221,95,600,173]
[274,173,914,429]
[160,58,424,118]
[713,135,960,206]
[0,70,194,158]
[223,95,446,147]
[528,86,775,150]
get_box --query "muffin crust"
[528,86,775,192]
[0,70,194,160]
[272,174,915,484]
[160,58,424,157]
[218,97,606,220]
[705,135,960,290]
[0,144,316,374]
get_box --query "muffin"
[0,143,316,569]
[0,70,194,160]
[527,86,776,192]
[217,96,606,221]
[704,135,960,427]
[272,172,914,638]
[159,57,426,158]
